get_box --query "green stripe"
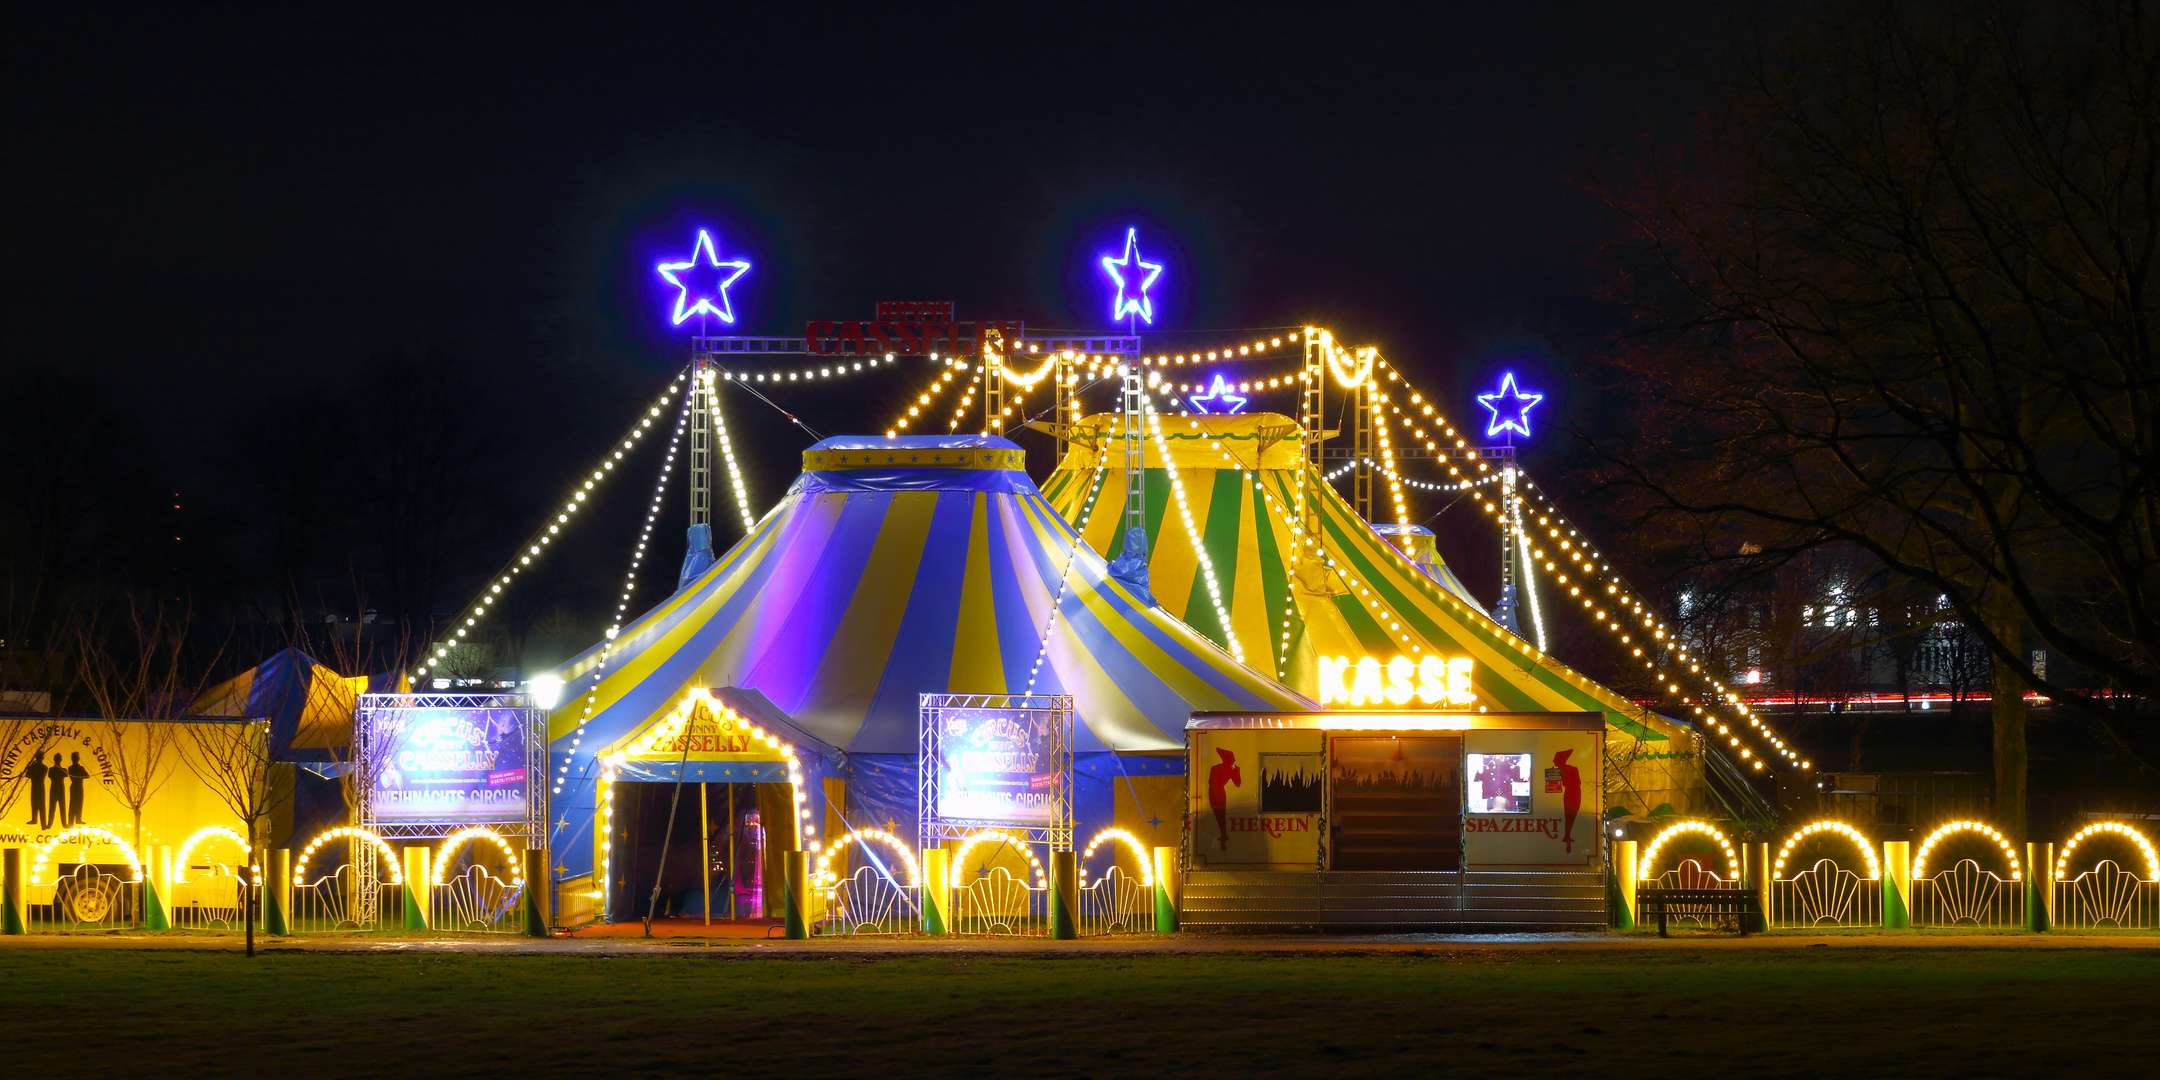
[1249,473,1294,673]
[1106,468,1175,562]
[1178,469,1247,647]
[1317,491,1552,710]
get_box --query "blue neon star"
[1477,371,1543,439]
[1188,373,1247,414]
[657,229,751,325]
[1100,227,1164,325]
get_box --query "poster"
[934,706,1062,825]
[1462,728,1602,869]
[369,707,530,824]
[1189,729,1324,869]
[0,720,239,854]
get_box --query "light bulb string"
[552,384,694,794]
[414,368,688,680]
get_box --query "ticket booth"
[1181,711,1607,929]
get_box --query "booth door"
[1328,736,1463,872]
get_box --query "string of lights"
[1022,460,1113,694]
[888,362,969,436]
[1370,385,1411,524]
[948,369,982,432]
[414,370,688,681]
[1168,414,1310,675]
[554,386,694,794]
[704,370,758,536]
[1141,391,1246,665]
[1350,348,1806,770]
[1018,332,1301,367]
[717,353,908,383]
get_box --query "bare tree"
[72,601,213,851]
[179,719,289,957]
[1595,0,2159,836]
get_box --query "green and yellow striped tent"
[1041,411,1705,817]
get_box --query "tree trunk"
[1987,588,2027,844]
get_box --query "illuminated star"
[1188,373,1247,414]
[657,229,751,325]
[1100,227,1164,324]
[1477,371,1543,439]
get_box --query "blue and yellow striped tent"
[191,647,406,763]
[547,434,1314,761]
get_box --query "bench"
[1636,886,1762,937]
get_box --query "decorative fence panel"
[1647,864,1739,930]
[814,865,920,936]
[1769,859,1880,929]
[29,863,141,931]
[2054,861,2160,930]
[1910,859,2024,928]
[291,864,399,933]
[950,867,1047,936]
[1077,865,1154,936]
[170,865,253,931]
[430,864,525,934]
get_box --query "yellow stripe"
[547,493,826,741]
[791,491,943,725]
[947,494,1007,693]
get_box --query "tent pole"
[728,784,737,920]
[644,724,697,937]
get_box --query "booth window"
[1466,752,1533,814]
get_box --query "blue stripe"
[854,491,978,752]
[741,491,895,713]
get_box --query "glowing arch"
[292,826,404,886]
[598,688,822,925]
[172,826,250,883]
[1079,828,1155,888]
[430,826,524,887]
[1773,821,1880,879]
[1913,820,2021,879]
[1638,821,1738,880]
[814,829,920,889]
[2055,822,2159,881]
[31,826,145,885]
[950,830,1045,888]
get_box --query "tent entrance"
[607,780,796,925]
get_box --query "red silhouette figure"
[1552,749,1582,853]
[1207,748,1241,851]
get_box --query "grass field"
[4,944,2155,1077]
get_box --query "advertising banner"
[1189,728,1325,870]
[0,720,239,852]
[933,706,1062,826]
[369,708,530,824]
[1462,728,1602,869]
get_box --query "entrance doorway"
[608,782,769,924]
[1329,736,1463,871]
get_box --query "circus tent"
[1040,411,1709,818]
[540,434,1316,895]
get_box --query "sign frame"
[354,692,547,844]
[917,693,1074,853]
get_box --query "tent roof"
[1042,412,1694,745]
[546,435,1315,756]
[190,647,405,762]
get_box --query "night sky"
[6,3,1730,636]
